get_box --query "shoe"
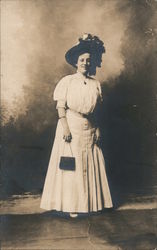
[70,213,78,218]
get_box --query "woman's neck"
[77,70,89,78]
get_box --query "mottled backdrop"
[1,0,157,205]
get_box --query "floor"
[0,195,157,250]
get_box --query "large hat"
[65,33,105,68]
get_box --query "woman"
[40,34,113,217]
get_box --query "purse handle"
[62,142,73,157]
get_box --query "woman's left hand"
[94,128,101,145]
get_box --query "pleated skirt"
[40,109,113,212]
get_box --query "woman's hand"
[63,126,72,143]
[94,127,101,145]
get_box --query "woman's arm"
[58,107,72,142]
[94,127,101,145]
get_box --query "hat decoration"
[65,33,105,68]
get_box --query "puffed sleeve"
[53,75,70,109]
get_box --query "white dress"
[40,72,113,213]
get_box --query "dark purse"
[59,143,75,171]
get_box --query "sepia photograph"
[1,0,157,249]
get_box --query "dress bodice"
[53,72,102,115]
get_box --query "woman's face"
[76,53,91,75]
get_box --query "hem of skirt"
[40,204,113,213]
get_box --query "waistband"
[67,109,89,118]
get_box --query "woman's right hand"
[63,127,72,143]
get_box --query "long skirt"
[40,109,113,213]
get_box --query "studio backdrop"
[1,0,157,205]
